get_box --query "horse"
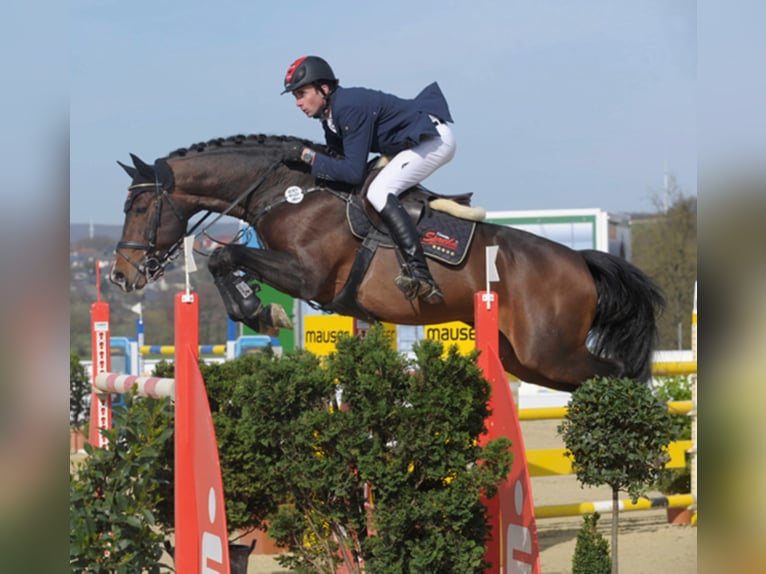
[110,134,664,393]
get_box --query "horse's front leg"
[208,245,305,336]
[210,244,310,294]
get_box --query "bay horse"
[110,134,663,393]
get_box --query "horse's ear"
[117,160,137,179]
[130,153,156,179]
[154,158,175,191]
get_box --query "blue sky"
[70,0,697,224]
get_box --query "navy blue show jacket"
[311,82,453,184]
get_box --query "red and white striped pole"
[88,261,112,448]
[94,373,175,398]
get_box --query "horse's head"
[110,134,325,292]
[110,153,187,292]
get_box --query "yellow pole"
[690,282,698,521]
[535,494,695,519]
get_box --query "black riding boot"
[378,194,443,304]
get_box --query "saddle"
[325,164,480,319]
[349,163,478,265]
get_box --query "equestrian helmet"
[281,56,337,94]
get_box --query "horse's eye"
[135,207,147,214]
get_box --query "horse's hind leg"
[492,262,626,392]
[496,336,578,393]
[498,335,621,393]
[536,346,623,392]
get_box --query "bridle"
[116,160,285,286]
[116,177,187,286]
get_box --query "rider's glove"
[283,143,304,163]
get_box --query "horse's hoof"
[265,304,293,330]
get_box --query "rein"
[189,160,283,240]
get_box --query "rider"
[281,55,456,304]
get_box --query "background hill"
[69,221,242,357]
[70,223,123,243]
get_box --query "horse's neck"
[173,156,311,221]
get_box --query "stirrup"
[394,268,443,304]
[394,274,421,300]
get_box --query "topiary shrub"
[572,512,611,574]
[244,325,514,573]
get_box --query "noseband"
[116,179,186,285]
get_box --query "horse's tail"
[580,249,665,382]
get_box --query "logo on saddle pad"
[421,231,459,256]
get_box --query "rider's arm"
[310,104,373,184]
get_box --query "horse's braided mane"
[168,134,319,158]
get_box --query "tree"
[70,353,90,446]
[558,377,676,574]
[632,174,697,349]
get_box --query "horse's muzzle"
[109,264,147,293]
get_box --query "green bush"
[70,326,513,573]
[572,513,610,574]
[231,326,513,573]
[69,393,174,572]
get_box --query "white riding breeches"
[367,117,456,212]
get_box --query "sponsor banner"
[304,315,355,357]
[423,321,476,356]
[304,316,397,357]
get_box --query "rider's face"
[292,85,328,119]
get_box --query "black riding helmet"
[281,56,338,95]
